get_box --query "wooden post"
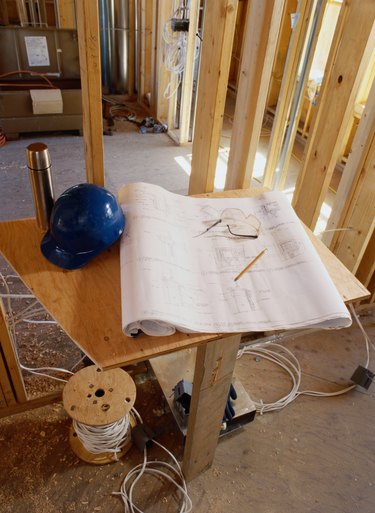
[0,299,27,404]
[225,0,285,191]
[76,0,105,186]
[355,232,375,290]
[138,0,153,105]
[0,349,16,407]
[55,0,76,29]
[0,0,9,26]
[150,0,159,115]
[178,0,200,144]
[182,334,241,481]
[128,0,136,98]
[262,0,315,189]
[15,0,28,25]
[189,0,238,195]
[153,0,174,123]
[266,0,298,111]
[276,0,327,191]
[329,130,375,274]
[292,0,375,229]
[323,79,375,249]
[0,377,8,409]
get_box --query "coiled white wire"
[114,408,192,513]
[73,414,131,458]
[237,304,374,414]
[69,404,192,512]
[162,4,200,100]
[162,10,187,100]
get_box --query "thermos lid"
[26,142,51,171]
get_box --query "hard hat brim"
[40,231,102,270]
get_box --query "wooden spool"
[63,365,137,464]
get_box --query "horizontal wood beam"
[0,392,62,420]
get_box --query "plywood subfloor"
[0,310,374,513]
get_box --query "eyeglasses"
[194,208,261,239]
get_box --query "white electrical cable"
[162,12,187,100]
[0,293,35,299]
[0,271,82,383]
[13,301,42,320]
[237,306,374,414]
[20,364,74,383]
[73,414,131,458]
[114,407,192,513]
[161,3,201,101]
[70,353,88,372]
[22,319,57,325]
[237,343,302,414]
[350,303,375,354]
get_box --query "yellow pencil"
[234,249,267,282]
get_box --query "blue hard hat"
[41,183,125,270]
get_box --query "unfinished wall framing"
[0,0,374,416]
[186,0,374,300]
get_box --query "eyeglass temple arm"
[226,225,259,238]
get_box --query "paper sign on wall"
[25,36,50,67]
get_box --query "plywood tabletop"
[0,189,369,369]
[0,218,226,369]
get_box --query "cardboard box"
[30,89,63,115]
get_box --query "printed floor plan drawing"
[118,183,351,336]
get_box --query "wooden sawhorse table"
[0,189,369,481]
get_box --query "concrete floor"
[0,93,304,223]
[0,127,192,222]
[0,121,374,513]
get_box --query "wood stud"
[292,0,375,229]
[75,0,105,186]
[188,0,238,194]
[225,0,285,190]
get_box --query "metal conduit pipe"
[53,0,60,28]
[114,0,129,94]
[99,0,129,94]
[274,0,325,191]
[99,0,111,91]
[107,0,116,92]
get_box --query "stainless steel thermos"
[26,142,55,231]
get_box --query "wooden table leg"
[182,334,241,481]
